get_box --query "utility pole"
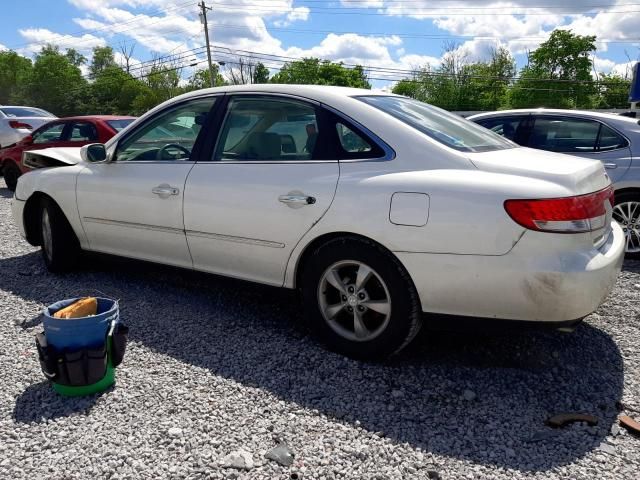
[199,1,215,87]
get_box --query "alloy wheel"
[317,260,392,342]
[613,201,640,253]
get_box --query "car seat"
[245,132,282,159]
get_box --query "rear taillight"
[9,120,33,130]
[504,186,614,233]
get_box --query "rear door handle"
[278,194,316,208]
[604,163,617,170]
[152,184,180,197]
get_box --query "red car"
[0,115,135,191]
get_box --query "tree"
[509,29,597,108]
[0,50,32,104]
[253,62,270,83]
[595,73,632,108]
[20,44,88,116]
[90,46,118,78]
[65,48,87,67]
[131,61,182,114]
[187,67,226,90]
[270,58,371,88]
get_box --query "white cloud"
[274,6,310,27]
[17,28,107,55]
[0,43,7,52]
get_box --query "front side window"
[529,117,600,153]
[68,122,98,142]
[116,97,216,161]
[32,123,64,144]
[215,97,319,161]
[358,95,515,152]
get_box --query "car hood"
[22,147,83,169]
[467,147,611,196]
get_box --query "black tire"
[301,237,422,360]
[3,161,21,192]
[613,191,640,259]
[39,198,81,272]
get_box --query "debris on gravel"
[265,440,295,466]
[462,389,476,401]
[1,178,640,479]
[620,415,640,435]
[546,413,599,428]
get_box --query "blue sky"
[1,0,638,88]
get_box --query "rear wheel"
[302,237,422,359]
[3,161,21,191]
[613,192,640,258]
[40,198,81,272]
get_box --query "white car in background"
[0,106,57,149]
[11,86,625,359]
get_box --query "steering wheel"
[156,143,191,160]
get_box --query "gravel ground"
[1,178,640,480]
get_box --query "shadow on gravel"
[2,251,626,472]
[0,187,13,199]
[14,381,106,423]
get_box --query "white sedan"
[11,85,625,359]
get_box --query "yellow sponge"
[53,297,98,319]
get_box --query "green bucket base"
[52,364,115,397]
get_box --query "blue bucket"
[43,298,119,351]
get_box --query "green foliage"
[187,67,227,89]
[0,50,32,104]
[253,62,270,84]
[271,58,371,88]
[90,46,118,77]
[20,44,88,116]
[509,30,597,108]
[595,73,632,108]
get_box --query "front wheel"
[3,161,21,191]
[302,238,422,360]
[40,199,81,272]
[613,192,640,258]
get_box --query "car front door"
[529,115,632,182]
[183,94,340,286]
[76,96,218,267]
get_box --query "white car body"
[0,106,56,148]
[11,85,624,348]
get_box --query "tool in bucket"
[35,297,129,397]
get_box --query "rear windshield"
[107,119,135,132]
[357,96,516,152]
[0,107,53,118]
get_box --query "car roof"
[53,115,137,121]
[469,108,639,124]
[169,84,393,104]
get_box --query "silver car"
[0,106,57,149]
[469,109,640,256]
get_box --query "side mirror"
[80,143,107,163]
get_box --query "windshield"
[0,107,53,118]
[357,96,516,153]
[106,119,135,132]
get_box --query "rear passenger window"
[69,122,98,142]
[597,125,627,151]
[529,118,600,153]
[475,116,525,143]
[215,97,320,161]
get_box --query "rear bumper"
[397,221,625,322]
[11,197,27,239]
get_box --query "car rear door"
[183,94,340,286]
[473,114,531,145]
[529,115,632,182]
[76,96,218,267]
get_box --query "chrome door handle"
[604,163,617,169]
[152,184,180,197]
[278,194,316,207]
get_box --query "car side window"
[475,116,525,143]
[597,125,627,151]
[336,123,372,153]
[116,97,216,162]
[68,122,98,142]
[214,97,320,161]
[529,117,600,153]
[32,123,64,144]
